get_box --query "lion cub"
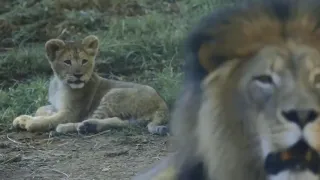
[12,35,169,135]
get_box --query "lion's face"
[237,42,320,158]
[45,35,99,89]
[202,42,320,160]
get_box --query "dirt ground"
[0,129,171,180]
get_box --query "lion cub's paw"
[77,120,99,135]
[55,124,68,134]
[12,115,33,130]
[153,125,169,136]
[55,123,77,134]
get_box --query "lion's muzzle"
[264,140,320,175]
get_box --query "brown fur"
[132,0,320,179]
[12,35,169,136]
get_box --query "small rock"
[102,167,110,172]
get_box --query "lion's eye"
[64,60,72,65]
[252,74,274,84]
[248,74,275,106]
[82,59,88,65]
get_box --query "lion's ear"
[82,35,99,56]
[45,39,65,62]
[198,42,218,73]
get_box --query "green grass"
[0,0,233,129]
[0,76,49,126]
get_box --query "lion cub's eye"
[64,60,72,65]
[252,74,274,84]
[82,59,88,65]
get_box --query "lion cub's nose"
[73,73,83,78]
[281,109,318,128]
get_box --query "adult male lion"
[133,0,320,179]
[12,35,169,136]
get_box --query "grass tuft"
[0,77,48,126]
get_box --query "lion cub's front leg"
[64,87,169,135]
[12,115,34,130]
[77,115,169,136]
[55,117,129,134]
[35,105,57,117]
[77,117,129,134]
[13,111,75,132]
[12,105,58,131]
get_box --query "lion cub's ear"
[82,35,99,56]
[45,39,65,62]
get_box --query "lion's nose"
[73,73,83,78]
[281,109,318,128]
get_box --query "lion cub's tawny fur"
[12,35,169,135]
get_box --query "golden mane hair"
[192,0,320,73]
[167,0,320,179]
